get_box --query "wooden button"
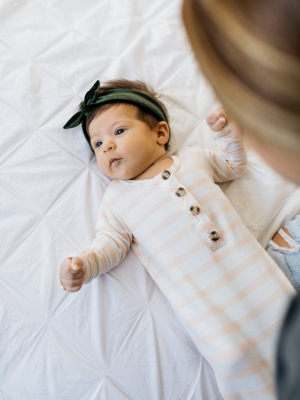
[175,187,186,197]
[162,170,171,180]
[190,205,200,215]
[209,231,220,241]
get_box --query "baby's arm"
[204,107,248,182]
[59,202,132,292]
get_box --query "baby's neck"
[133,155,173,180]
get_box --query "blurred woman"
[182,0,300,399]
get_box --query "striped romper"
[70,126,295,400]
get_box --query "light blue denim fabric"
[266,215,300,292]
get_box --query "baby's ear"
[156,121,169,145]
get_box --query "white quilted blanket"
[1,1,299,399]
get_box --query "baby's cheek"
[96,159,108,173]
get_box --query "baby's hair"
[86,79,171,151]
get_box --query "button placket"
[158,171,224,251]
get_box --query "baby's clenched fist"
[206,107,227,132]
[59,257,86,292]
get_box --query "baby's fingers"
[61,282,83,292]
[59,256,86,292]
[71,257,84,271]
[64,276,84,288]
[206,113,218,126]
[60,270,83,282]
[212,117,226,132]
[65,285,83,293]
[61,275,84,292]
[206,114,226,132]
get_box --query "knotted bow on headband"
[63,80,169,152]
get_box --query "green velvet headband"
[63,80,169,152]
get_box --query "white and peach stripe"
[67,127,295,399]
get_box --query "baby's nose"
[103,141,116,151]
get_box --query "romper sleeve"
[66,202,132,284]
[203,123,248,182]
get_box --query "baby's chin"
[102,170,140,181]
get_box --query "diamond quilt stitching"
[3,0,295,399]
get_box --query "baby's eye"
[115,128,125,135]
[95,141,102,148]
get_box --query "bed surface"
[1,1,299,399]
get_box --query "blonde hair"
[182,0,300,156]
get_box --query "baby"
[60,79,294,399]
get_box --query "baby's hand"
[206,107,227,132]
[59,257,86,292]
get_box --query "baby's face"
[89,104,167,180]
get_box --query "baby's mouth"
[109,158,122,166]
